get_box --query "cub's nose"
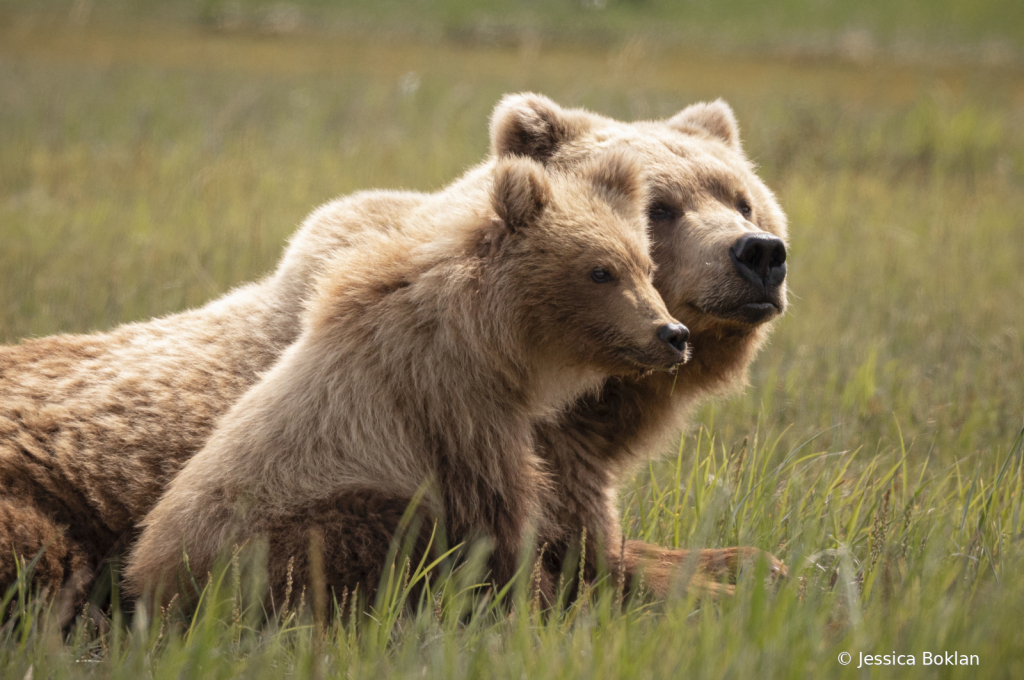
[657,323,690,353]
[730,233,787,291]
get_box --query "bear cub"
[125,151,689,603]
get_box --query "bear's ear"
[668,99,741,150]
[584,149,646,218]
[490,156,551,233]
[489,93,592,162]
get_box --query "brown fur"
[124,153,684,603]
[1,93,787,602]
[259,489,437,612]
[0,291,300,597]
[489,94,790,590]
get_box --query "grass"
[10,0,1024,61]
[2,6,1024,679]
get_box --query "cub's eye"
[591,267,614,284]
[647,202,676,223]
[737,198,753,219]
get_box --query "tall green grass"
[1,13,1023,679]
[3,426,1022,677]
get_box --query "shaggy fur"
[0,287,300,597]
[124,153,684,603]
[258,488,436,613]
[492,94,791,593]
[1,93,788,602]
[244,95,792,599]
[0,187,429,596]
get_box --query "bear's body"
[0,280,294,593]
[125,153,685,601]
[0,188,446,594]
[1,94,788,601]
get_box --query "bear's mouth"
[688,300,781,326]
[607,345,688,374]
[728,301,780,324]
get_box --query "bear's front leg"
[534,420,786,601]
[433,447,548,600]
[531,418,626,595]
[257,488,439,612]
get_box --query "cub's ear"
[490,156,551,233]
[584,149,646,218]
[668,99,741,150]
[489,92,592,162]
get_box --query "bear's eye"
[737,198,753,219]
[591,267,614,284]
[647,202,677,223]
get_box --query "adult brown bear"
[0,94,786,603]
[493,95,790,596]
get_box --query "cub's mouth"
[607,343,689,375]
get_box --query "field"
[2,2,1024,678]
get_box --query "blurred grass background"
[1,1,1023,678]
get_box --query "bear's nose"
[730,233,787,292]
[657,323,690,353]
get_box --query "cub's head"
[484,152,688,376]
[490,93,789,391]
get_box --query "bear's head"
[490,94,788,392]
[483,152,689,377]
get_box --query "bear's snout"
[729,233,787,293]
[657,323,690,354]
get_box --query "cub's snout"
[637,318,689,370]
[657,323,689,354]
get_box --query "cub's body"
[126,154,686,601]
